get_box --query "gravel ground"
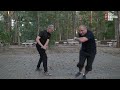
[0,45,120,79]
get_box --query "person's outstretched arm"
[74,37,88,43]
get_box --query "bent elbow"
[36,36,40,42]
[36,37,39,43]
[36,38,38,42]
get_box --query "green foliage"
[0,31,10,43]
[105,21,115,39]
[0,11,116,45]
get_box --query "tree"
[116,11,120,47]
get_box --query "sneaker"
[35,67,42,71]
[81,74,86,79]
[75,72,81,77]
[44,72,52,76]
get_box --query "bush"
[0,31,10,46]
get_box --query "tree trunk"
[114,11,118,40]
[114,11,120,48]
[117,11,120,47]
[4,11,11,32]
[37,11,40,36]
[58,12,61,41]
[14,11,20,45]
[17,23,21,46]
[72,11,76,38]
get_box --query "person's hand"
[74,37,80,42]
[45,45,48,49]
[74,37,77,40]
[74,37,79,41]
[42,46,47,50]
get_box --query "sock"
[83,73,85,76]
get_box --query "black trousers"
[77,50,96,71]
[36,44,48,72]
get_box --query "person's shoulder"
[86,30,95,38]
[87,29,91,32]
[87,30,93,35]
[42,30,46,32]
[44,30,48,33]
[39,30,45,36]
[40,30,46,33]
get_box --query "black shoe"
[35,67,42,71]
[81,75,86,79]
[75,72,81,77]
[44,72,52,76]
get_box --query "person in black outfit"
[36,25,54,76]
[74,25,96,79]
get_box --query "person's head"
[47,25,54,33]
[78,25,87,36]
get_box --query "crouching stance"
[74,25,96,79]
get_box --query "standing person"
[74,25,96,79]
[36,25,54,76]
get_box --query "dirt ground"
[0,45,120,79]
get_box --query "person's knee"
[77,63,84,68]
[85,66,92,71]
[42,53,47,58]
[43,55,47,59]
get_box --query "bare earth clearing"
[0,45,120,79]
